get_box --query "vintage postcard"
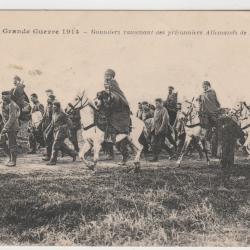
[0,10,249,246]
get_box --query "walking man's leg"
[28,129,37,154]
[6,131,17,167]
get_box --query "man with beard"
[46,101,77,165]
[0,91,20,166]
[27,93,45,154]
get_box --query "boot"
[149,156,158,162]
[116,138,129,165]
[61,143,78,162]
[47,150,58,165]
[42,145,52,161]
[150,146,159,162]
[27,149,36,154]
[6,152,17,167]
[72,141,79,153]
[2,143,9,157]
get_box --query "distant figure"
[0,91,20,166]
[28,93,45,154]
[141,101,154,121]
[200,81,221,157]
[46,101,77,165]
[45,89,54,98]
[164,86,178,126]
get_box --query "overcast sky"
[0,11,249,112]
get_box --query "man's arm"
[210,90,221,108]
[3,103,18,132]
[39,104,45,115]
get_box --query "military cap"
[168,86,174,89]
[45,89,54,93]
[53,101,61,107]
[203,81,211,87]
[31,93,38,98]
[14,75,21,82]
[142,101,149,105]
[155,98,163,103]
[48,94,56,101]
[2,91,11,95]
[105,69,115,78]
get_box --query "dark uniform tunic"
[151,106,175,159]
[200,87,221,157]
[68,109,81,152]
[10,84,31,122]
[1,100,20,154]
[42,104,54,158]
[217,114,244,169]
[104,79,130,135]
[164,92,178,126]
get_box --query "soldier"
[10,75,31,122]
[27,93,45,154]
[103,69,131,165]
[42,94,56,161]
[200,81,221,157]
[141,101,154,121]
[0,114,9,160]
[66,102,81,152]
[164,86,178,126]
[217,113,244,171]
[174,103,186,155]
[150,98,174,162]
[46,101,77,165]
[0,91,20,166]
[45,89,54,97]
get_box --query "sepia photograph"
[0,10,249,246]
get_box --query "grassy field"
[0,152,249,246]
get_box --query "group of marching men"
[0,71,248,168]
[0,76,81,166]
[136,82,221,162]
